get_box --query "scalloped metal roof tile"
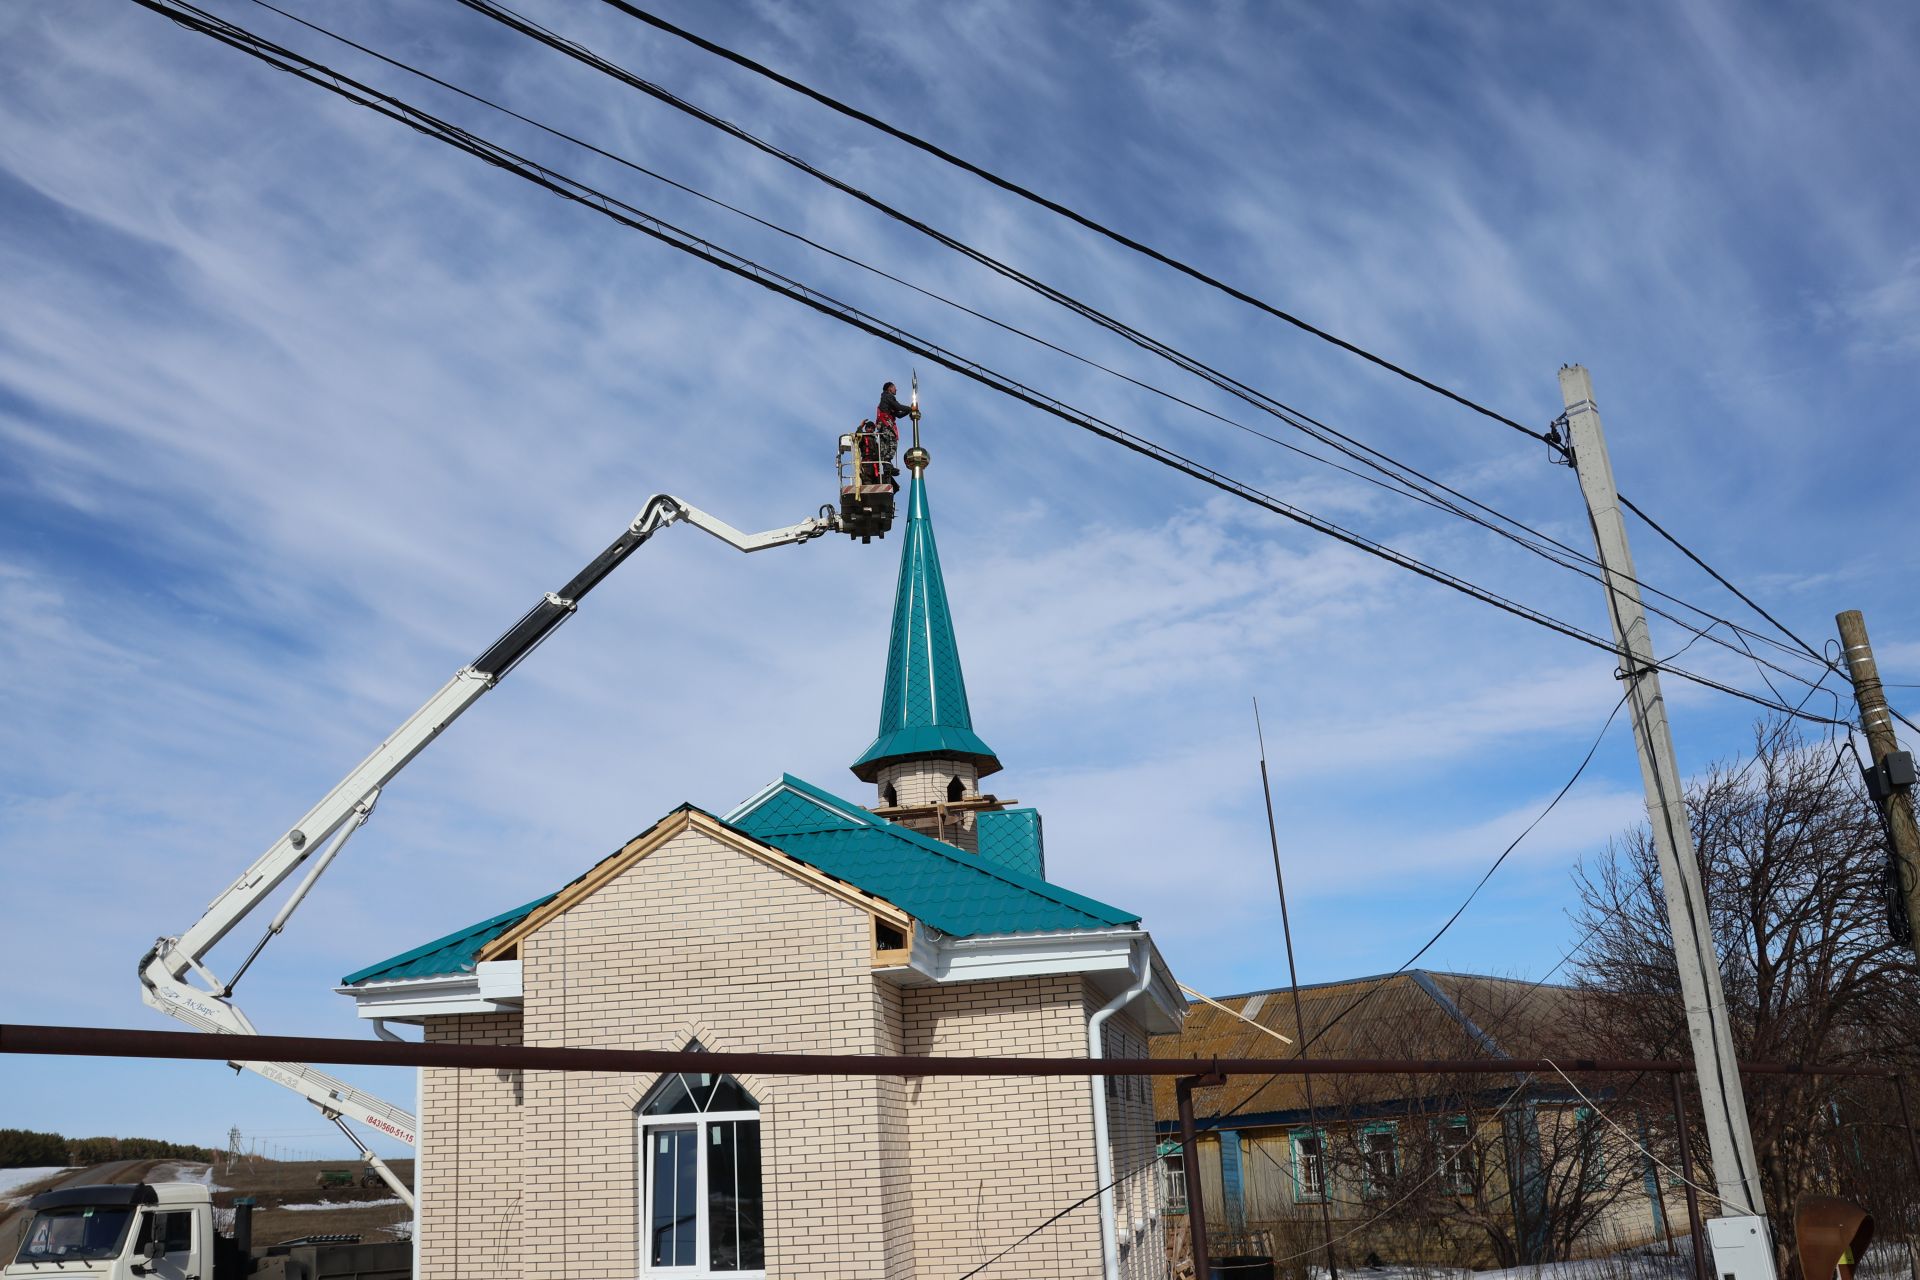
[851,473,1000,781]
[730,775,1133,937]
[340,893,554,986]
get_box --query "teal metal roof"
[977,808,1045,879]
[731,775,1133,937]
[341,893,555,986]
[851,471,1000,781]
[343,781,1131,986]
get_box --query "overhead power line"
[250,0,1828,696]
[578,0,1837,680]
[452,0,1835,693]
[1216,687,1631,1127]
[126,0,1851,735]
[586,0,1552,445]
[1616,493,1827,665]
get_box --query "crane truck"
[6,1180,405,1279]
[132,423,899,1208]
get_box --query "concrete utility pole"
[1836,610,1920,942]
[1559,366,1771,1231]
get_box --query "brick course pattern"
[903,975,1104,1280]
[419,1012,524,1280]
[875,757,980,852]
[414,821,1125,1279]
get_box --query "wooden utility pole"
[1836,610,1920,941]
[1559,365,1771,1231]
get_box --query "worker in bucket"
[877,381,917,452]
[864,380,917,485]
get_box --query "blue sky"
[3,0,1917,1156]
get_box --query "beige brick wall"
[874,757,980,852]
[903,975,1104,1280]
[419,1012,525,1280]
[414,816,1124,1280]
[516,823,910,1280]
[1100,1011,1165,1280]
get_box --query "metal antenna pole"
[1255,698,1338,1279]
[1559,365,1771,1235]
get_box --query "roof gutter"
[1088,937,1153,1280]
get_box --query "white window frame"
[1360,1122,1400,1198]
[1159,1147,1188,1215]
[638,1108,765,1278]
[1290,1128,1328,1204]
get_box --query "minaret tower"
[850,421,1007,852]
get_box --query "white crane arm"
[136,493,839,1204]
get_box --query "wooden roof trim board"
[476,807,913,963]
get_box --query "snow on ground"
[150,1162,227,1193]
[278,1197,405,1212]
[0,1168,70,1203]
[1297,1241,1695,1280]
[1291,1236,1908,1280]
[381,1219,414,1240]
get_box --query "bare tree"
[1571,719,1920,1265]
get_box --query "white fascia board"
[476,959,523,1002]
[335,966,521,1022]
[1137,938,1186,1035]
[928,928,1145,982]
[902,928,1186,1034]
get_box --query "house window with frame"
[1159,1143,1188,1214]
[1290,1129,1327,1203]
[1574,1107,1607,1191]
[1361,1124,1399,1197]
[638,1067,764,1275]
[1439,1117,1475,1195]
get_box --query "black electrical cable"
[230,1,1497,535]
[587,0,1553,446]
[125,0,1853,736]
[1215,687,1632,1127]
[452,0,1835,692]
[251,0,1831,696]
[583,0,1836,679]
[1618,493,1829,666]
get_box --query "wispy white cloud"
[0,0,1906,1149]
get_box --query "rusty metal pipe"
[0,1024,1904,1080]
[1178,1073,1225,1280]
[1671,1072,1707,1280]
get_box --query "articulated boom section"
[136,494,844,1216]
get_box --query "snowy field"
[1286,1236,1910,1280]
[150,1162,226,1193]
[278,1197,406,1212]
[0,1168,69,1204]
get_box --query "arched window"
[882,783,898,808]
[639,1061,763,1274]
[946,776,965,802]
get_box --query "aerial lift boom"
[138,494,844,1206]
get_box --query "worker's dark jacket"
[877,390,912,432]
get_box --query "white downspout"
[372,1021,422,1278]
[1089,938,1153,1280]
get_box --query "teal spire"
[851,469,1001,782]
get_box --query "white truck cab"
[6,1182,405,1280]
[7,1182,217,1280]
